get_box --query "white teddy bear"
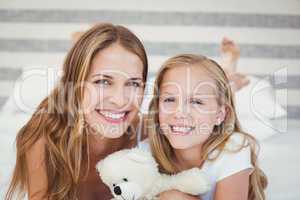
[96,147,211,200]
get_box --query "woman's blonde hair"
[148,54,267,200]
[6,23,148,200]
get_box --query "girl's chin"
[167,137,204,150]
[170,142,195,150]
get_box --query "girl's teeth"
[99,111,126,120]
[172,126,193,132]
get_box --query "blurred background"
[0,0,299,199]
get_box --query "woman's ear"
[215,105,226,125]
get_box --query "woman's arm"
[214,169,252,200]
[25,138,48,200]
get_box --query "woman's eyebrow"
[92,73,113,79]
[160,91,177,95]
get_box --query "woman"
[5,23,148,200]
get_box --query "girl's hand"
[158,190,200,200]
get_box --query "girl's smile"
[159,65,225,149]
[169,124,196,135]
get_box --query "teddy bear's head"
[96,148,159,200]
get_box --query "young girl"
[146,54,267,200]
[5,23,148,200]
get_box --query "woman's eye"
[94,79,110,85]
[127,81,142,88]
[191,99,203,105]
[164,97,175,103]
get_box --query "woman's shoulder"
[26,136,47,165]
[27,136,46,153]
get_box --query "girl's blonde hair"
[148,54,267,200]
[6,23,148,200]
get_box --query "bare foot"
[220,37,240,73]
[227,72,250,92]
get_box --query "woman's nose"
[108,86,129,108]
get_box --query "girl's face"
[83,43,144,138]
[158,65,225,149]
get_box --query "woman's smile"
[95,109,130,124]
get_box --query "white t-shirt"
[139,132,253,200]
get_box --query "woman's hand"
[158,190,201,200]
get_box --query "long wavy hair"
[147,54,267,200]
[5,23,148,200]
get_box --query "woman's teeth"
[170,125,195,133]
[97,110,127,120]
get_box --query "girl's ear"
[216,105,226,125]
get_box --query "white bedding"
[0,111,299,199]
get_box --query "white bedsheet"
[0,112,299,199]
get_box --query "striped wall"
[0,0,299,119]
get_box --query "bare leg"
[220,37,240,73]
[220,37,249,92]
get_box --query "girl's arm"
[214,169,252,200]
[25,138,48,200]
[158,190,202,200]
[158,168,252,200]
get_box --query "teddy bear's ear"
[126,148,154,164]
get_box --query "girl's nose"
[174,101,190,119]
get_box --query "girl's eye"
[94,79,111,85]
[164,97,175,103]
[191,99,203,105]
[127,81,142,88]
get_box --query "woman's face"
[158,65,225,149]
[83,43,145,138]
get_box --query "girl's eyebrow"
[193,92,217,97]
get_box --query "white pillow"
[1,67,60,115]
[235,76,286,119]
[235,76,287,140]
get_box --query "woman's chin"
[91,124,130,139]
